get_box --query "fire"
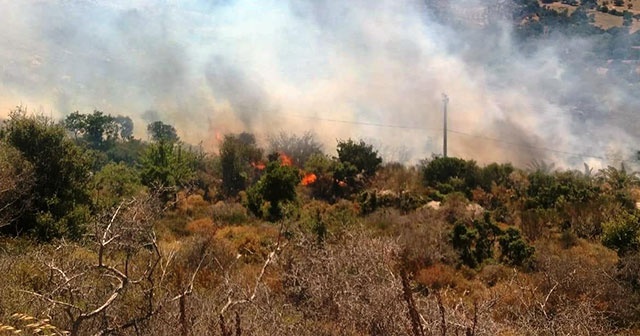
[251,161,266,170]
[279,152,293,166]
[301,173,317,186]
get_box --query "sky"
[0,0,638,167]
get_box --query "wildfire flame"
[251,161,266,170]
[279,152,293,166]
[301,173,317,186]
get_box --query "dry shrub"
[478,263,513,287]
[370,162,423,193]
[211,201,249,225]
[394,207,456,271]
[279,229,408,335]
[415,263,459,290]
[214,225,279,263]
[185,217,215,235]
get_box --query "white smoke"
[0,0,638,168]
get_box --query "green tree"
[246,159,299,221]
[336,139,382,178]
[0,142,34,232]
[498,228,535,267]
[139,141,197,202]
[304,153,343,202]
[602,211,640,256]
[421,156,480,197]
[146,121,179,144]
[220,133,263,197]
[64,110,122,150]
[1,108,93,240]
[90,162,144,209]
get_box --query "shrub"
[421,156,480,197]
[498,228,535,267]
[336,139,382,178]
[246,160,299,221]
[1,108,93,241]
[602,211,640,256]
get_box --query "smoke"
[0,0,638,168]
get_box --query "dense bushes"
[1,109,93,240]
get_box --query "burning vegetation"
[3,0,640,335]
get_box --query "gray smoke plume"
[1,0,638,168]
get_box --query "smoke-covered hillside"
[1,0,639,167]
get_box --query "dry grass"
[592,10,625,29]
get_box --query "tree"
[90,162,144,210]
[602,211,640,256]
[0,143,34,231]
[115,115,134,140]
[139,142,197,202]
[304,153,346,202]
[220,133,263,197]
[64,110,123,150]
[1,108,93,240]
[421,156,480,197]
[336,139,382,178]
[147,121,179,144]
[246,159,299,221]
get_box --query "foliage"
[220,133,263,197]
[498,227,535,267]
[336,139,382,178]
[602,210,640,256]
[64,110,130,150]
[139,141,198,201]
[267,131,323,167]
[303,154,342,202]
[90,162,144,209]
[1,108,93,240]
[146,120,179,143]
[104,138,147,166]
[0,142,34,231]
[451,213,502,268]
[246,160,299,221]
[421,156,481,197]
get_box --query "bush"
[246,160,300,221]
[336,139,382,178]
[421,156,480,197]
[220,133,263,197]
[1,109,93,241]
[602,211,640,256]
[498,228,535,267]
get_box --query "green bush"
[421,156,480,197]
[1,109,93,241]
[246,160,299,221]
[602,211,640,256]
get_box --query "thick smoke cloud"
[0,0,638,167]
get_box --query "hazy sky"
[0,0,637,167]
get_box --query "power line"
[446,129,607,161]
[275,112,626,162]
[276,112,438,131]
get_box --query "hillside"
[1,110,640,335]
[2,1,640,335]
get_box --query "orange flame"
[251,161,266,170]
[301,173,317,186]
[279,152,293,166]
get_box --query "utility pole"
[442,93,449,158]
